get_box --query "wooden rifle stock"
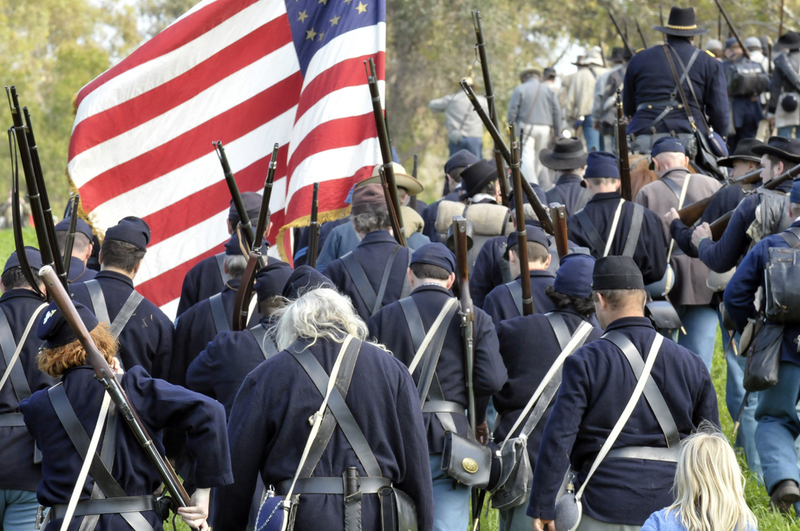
[452,216,476,430]
[551,204,569,259]
[615,90,632,201]
[307,183,320,268]
[38,266,194,524]
[62,194,81,276]
[713,0,751,60]
[708,163,800,240]
[6,87,63,289]
[677,167,762,226]
[232,144,278,331]
[472,10,509,207]
[365,58,405,245]
[378,166,407,246]
[459,80,554,235]
[608,10,635,58]
[510,124,534,316]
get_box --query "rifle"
[213,141,258,251]
[779,0,785,37]
[615,89,633,201]
[459,80,555,235]
[232,143,278,331]
[635,18,649,49]
[62,194,81,277]
[708,162,800,240]
[378,166,407,246]
[409,154,418,211]
[677,167,763,226]
[551,204,569,259]
[608,10,635,58]
[307,183,320,269]
[713,0,751,60]
[38,266,195,528]
[6,86,66,290]
[365,58,406,246]
[472,10,509,207]
[510,124,534,316]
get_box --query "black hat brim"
[653,25,709,37]
[539,148,588,171]
[717,154,762,168]
[751,144,800,164]
[460,169,498,200]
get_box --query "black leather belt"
[421,400,464,415]
[48,495,157,520]
[278,477,390,495]
[607,446,680,463]
[0,413,25,427]
[637,100,681,111]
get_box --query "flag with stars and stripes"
[67,0,385,318]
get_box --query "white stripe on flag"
[301,23,386,90]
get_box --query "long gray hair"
[272,288,368,351]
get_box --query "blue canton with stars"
[284,0,385,75]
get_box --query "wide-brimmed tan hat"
[357,162,424,195]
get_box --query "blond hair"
[37,323,119,378]
[666,422,756,531]
[272,288,367,351]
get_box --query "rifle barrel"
[459,80,554,234]
[635,19,649,49]
[308,183,320,268]
[38,266,194,522]
[214,141,256,248]
[616,90,633,202]
[608,11,635,57]
[510,123,534,316]
[8,137,42,298]
[63,194,81,276]
[714,0,751,60]
[254,143,279,251]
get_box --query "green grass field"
[0,228,795,529]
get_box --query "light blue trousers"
[0,489,39,531]
[429,454,470,531]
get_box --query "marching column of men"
[10,5,800,531]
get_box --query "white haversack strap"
[408,298,459,374]
[603,199,626,257]
[576,333,664,500]
[500,321,594,453]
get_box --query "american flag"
[68,0,385,318]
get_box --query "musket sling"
[574,203,644,259]
[208,293,229,334]
[341,247,411,316]
[47,384,154,531]
[84,281,144,342]
[602,331,681,461]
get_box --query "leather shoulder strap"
[660,176,683,200]
[341,252,378,314]
[109,291,144,339]
[85,280,110,327]
[248,324,278,360]
[399,297,425,354]
[415,301,460,406]
[0,308,28,401]
[215,253,230,284]
[544,312,571,351]
[779,226,800,249]
[602,331,681,447]
[505,281,524,317]
[575,209,606,256]
[209,293,229,334]
[622,203,645,258]
[288,339,382,477]
[373,246,402,315]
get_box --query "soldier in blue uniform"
[170,232,280,388]
[566,151,668,285]
[724,180,800,514]
[685,137,798,274]
[422,150,479,240]
[214,288,434,531]
[323,184,413,322]
[367,243,507,531]
[542,138,591,217]
[667,138,764,258]
[20,301,232,531]
[623,7,728,153]
[723,38,768,151]
[69,217,173,380]
[492,253,602,531]
[482,226,556,324]
[176,192,278,317]
[55,218,97,284]
[186,264,325,417]
[0,248,54,531]
[529,256,718,531]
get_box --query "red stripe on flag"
[76,0,263,107]
[79,73,303,212]
[143,144,288,246]
[286,113,376,180]
[70,18,292,159]
[284,166,371,223]
[295,52,384,120]
[137,247,221,307]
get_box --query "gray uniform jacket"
[429,91,487,142]
[507,78,561,128]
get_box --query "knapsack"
[765,227,800,323]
